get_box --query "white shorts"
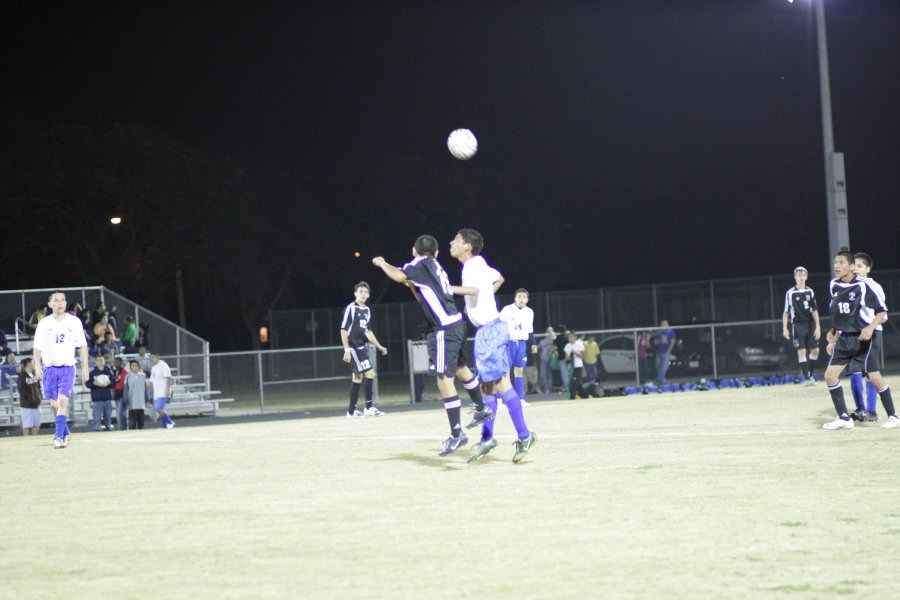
[20,407,43,428]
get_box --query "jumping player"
[782,266,821,385]
[499,288,537,406]
[848,252,886,422]
[449,228,537,463]
[372,234,492,455]
[821,251,898,430]
[340,282,388,418]
[33,290,90,448]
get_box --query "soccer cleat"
[862,411,879,422]
[464,406,494,429]
[822,417,853,430]
[346,410,363,418]
[512,431,537,463]
[53,437,64,449]
[849,409,867,422]
[363,406,384,417]
[438,431,469,456]
[62,434,71,447]
[803,378,815,387]
[166,420,176,429]
[521,399,531,407]
[467,438,498,463]
[882,415,900,429]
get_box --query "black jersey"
[829,276,888,333]
[402,255,463,329]
[340,302,371,348]
[783,286,818,323]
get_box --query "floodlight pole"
[814,0,850,259]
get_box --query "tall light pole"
[809,0,851,258]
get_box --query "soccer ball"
[94,374,110,387]
[447,128,478,160]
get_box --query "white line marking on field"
[80,436,234,444]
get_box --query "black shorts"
[348,345,373,375]
[791,321,816,351]
[428,320,469,378]
[829,332,883,374]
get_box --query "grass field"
[2,381,899,599]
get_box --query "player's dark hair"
[515,288,529,296]
[354,281,370,293]
[414,235,439,257]
[130,360,140,368]
[457,228,483,255]
[853,252,873,269]
[21,357,33,370]
[49,290,65,301]
[836,250,854,265]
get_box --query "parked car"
[680,330,788,373]
[598,335,702,376]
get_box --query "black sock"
[444,395,461,434]
[364,378,374,409]
[807,357,817,378]
[349,381,361,413]
[828,384,849,419]
[879,386,895,417]
[462,375,484,411]
[799,359,808,379]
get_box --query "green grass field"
[2,381,899,599]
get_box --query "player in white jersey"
[33,290,90,448]
[449,228,536,463]
[848,252,888,422]
[499,289,537,405]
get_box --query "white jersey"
[499,304,534,341]
[565,339,585,368]
[861,277,887,331]
[150,359,173,399]
[33,314,87,367]
[461,255,502,328]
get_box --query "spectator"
[582,335,601,382]
[107,304,119,334]
[93,315,117,348]
[554,324,569,394]
[1,351,17,389]
[137,345,152,375]
[564,330,585,400]
[637,331,651,384]
[537,326,556,394]
[17,358,43,436]
[111,356,129,431]
[86,355,114,432]
[653,319,677,385]
[0,330,9,357]
[136,323,150,351]
[123,359,147,430]
[92,301,108,326]
[121,315,138,352]
[27,304,48,331]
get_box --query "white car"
[598,335,638,374]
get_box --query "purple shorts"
[43,366,75,400]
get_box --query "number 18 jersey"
[829,276,887,333]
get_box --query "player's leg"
[863,336,897,428]
[155,396,174,428]
[848,370,866,417]
[362,371,382,416]
[823,339,854,429]
[864,378,879,417]
[863,333,882,419]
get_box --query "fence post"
[710,280,716,322]
[257,350,265,413]
[711,323,718,379]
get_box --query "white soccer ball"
[447,128,478,160]
[94,374,110,387]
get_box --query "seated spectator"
[92,301,108,327]
[27,304,49,330]
[136,323,150,350]
[0,330,9,357]
[121,315,138,352]
[1,351,17,389]
[107,305,119,334]
[93,315,117,348]
[137,345,152,375]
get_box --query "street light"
[793,0,851,260]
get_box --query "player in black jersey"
[373,234,493,456]
[821,251,898,430]
[781,266,821,385]
[340,282,388,418]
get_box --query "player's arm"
[450,285,478,296]
[529,332,537,354]
[340,329,352,362]
[79,345,90,383]
[492,274,505,293]
[371,257,408,284]
[859,310,887,342]
[166,375,173,397]
[782,312,790,339]
[812,310,821,340]
[365,330,388,355]
[33,348,43,380]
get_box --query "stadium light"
[110,216,122,225]
[792,0,851,260]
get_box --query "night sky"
[4,1,899,345]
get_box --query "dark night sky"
[5,0,900,307]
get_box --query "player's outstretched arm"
[450,285,477,296]
[492,275,505,293]
[372,257,408,284]
[366,330,388,355]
